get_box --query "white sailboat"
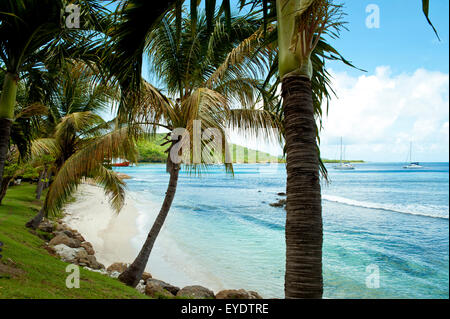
[334,137,355,170]
[403,142,423,169]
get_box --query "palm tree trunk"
[36,168,47,200]
[282,74,323,299]
[119,160,180,287]
[26,207,45,230]
[0,73,18,186]
[44,170,52,189]
[0,176,12,205]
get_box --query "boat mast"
[409,141,413,162]
[340,137,343,166]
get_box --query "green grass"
[0,183,149,299]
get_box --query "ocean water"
[114,162,449,299]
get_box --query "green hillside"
[137,134,283,164]
[0,183,148,299]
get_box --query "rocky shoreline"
[35,218,263,299]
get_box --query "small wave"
[323,195,449,219]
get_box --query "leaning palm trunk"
[282,75,323,298]
[26,207,45,230]
[0,176,12,205]
[119,158,180,287]
[0,73,18,186]
[36,168,47,200]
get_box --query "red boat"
[112,161,130,167]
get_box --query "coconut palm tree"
[108,0,440,296]
[0,0,109,186]
[117,12,278,287]
[25,63,139,229]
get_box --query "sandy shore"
[62,184,140,268]
[62,184,225,291]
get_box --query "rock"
[142,272,152,282]
[269,199,286,208]
[109,271,121,278]
[176,285,215,299]
[62,230,74,238]
[145,281,174,298]
[73,233,85,242]
[277,192,286,196]
[83,267,107,275]
[248,291,263,299]
[215,289,263,299]
[55,223,66,232]
[38,221,54,233]
[136,280,146,294]
[86,255,104,270]
[106,262,128,274]
[52,244,84,262]
[75,249,88,260]
[81,242,95,255]
[49,233,81,248]
[146,279,180,295]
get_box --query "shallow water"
[115,162,449,298]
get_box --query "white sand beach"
[62,184,226,292]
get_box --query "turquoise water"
[115,162,449,299]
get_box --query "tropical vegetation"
[0,0,438,299]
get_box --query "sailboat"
[334,137,355,170]
[403,142,423,169]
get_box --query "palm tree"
[25,63,139,229]
[0,0,108,186]
[117,12,278,287]
[109,0,440,296]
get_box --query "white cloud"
[320,67,449,162]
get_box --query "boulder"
[38,221,54,233]
[176,285,215,299]
[269,199,286,208]
[146,279,180,295]
[145,281,174,298]
[109,271,121,278]
[75,249,89,260]
[81,242,95,255]
[215,289,263,299]
[52,244,84,263]
[248,291,263,299]
[142,272,152,282]
[86,255,104,270]
[277,192,286,196]
[136,280,146,294]
[83,267,107,275]
[62,230,74,238]
[73,233,85,242]
[49,234,81,248]
[106,262,128,274]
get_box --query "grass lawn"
[0,182,148,299]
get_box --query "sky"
[228,0,449,162]
[133,0,449,163]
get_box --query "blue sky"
[135,0,449,162]
[232,0,449,162]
